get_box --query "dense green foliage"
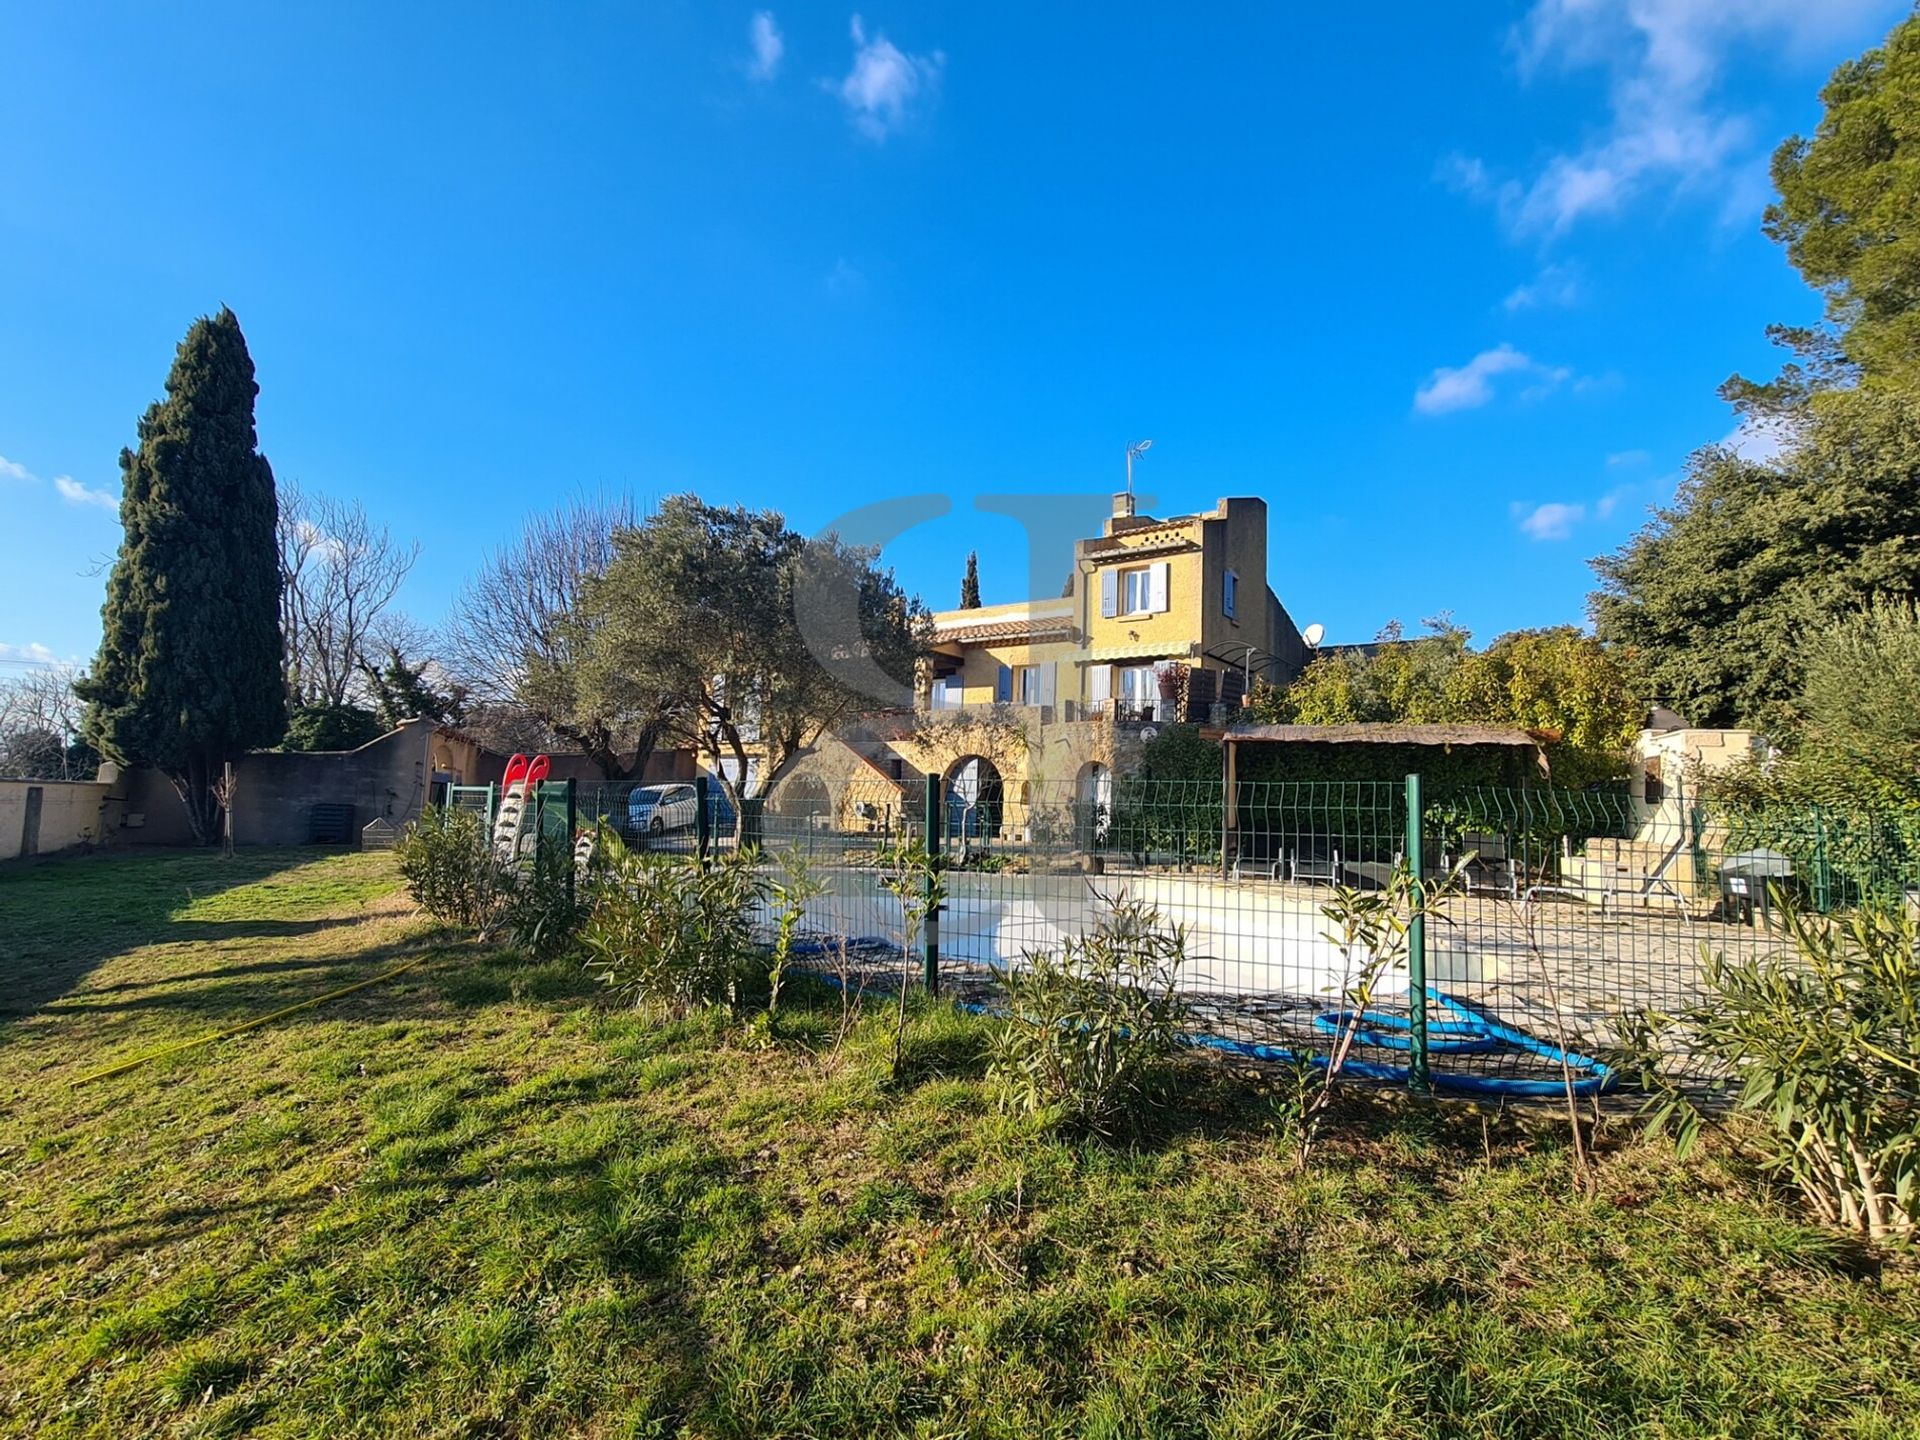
[959,549,982,608]
[1107,726,1222,862]
[394,806,516,936]
[579,838,766,1014]
[1593,390,1920,729]
[1765,14,1920,392]
[1593,13,1920,737]
[8,850,1920,1436]
[77,309,285,842]
[282,702,386,752]
[570,495,929,810]
[989,897,1192,1135]
[1635,901,1920,1241]
[360,645,467,728]
[1691,601,1920,898]
[1253,623,1637,786]
[1795,598,1920,805]
[395,806,584,955]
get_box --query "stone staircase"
[1559,831,1705,911]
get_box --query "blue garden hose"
[785,938,1617,1098]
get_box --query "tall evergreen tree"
[960,550,982,609]
[78,309,285,842]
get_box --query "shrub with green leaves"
[505,858,588,959]
[988,895,1191,1134]
[765,846,827,1017]
[395,807,514,936]
[580,837,766,1015]
[1633,901,1919,1241]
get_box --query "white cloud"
[1606,448,1650,467]
[824,257,866,293]
[0,641,60,665]
[1512,501,1586,541]
[0,453,33,484]
[835,15,944,140]
[1481,0,1896,236]
[54,475,117,511]
[1593,482,1640,519]
[1437,152,1495,199]
[1413,344,1570,415]
[1503,262,1582,311]
[747,11,784,81]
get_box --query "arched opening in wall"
[1075,761,1112,848]
[772,773,834,826]
[944,755,1004,840]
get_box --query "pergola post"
[1221,736,1238,880]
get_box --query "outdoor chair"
[1288,846,1342,885]
[1452,831,1518,899]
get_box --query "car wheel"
[650,816,665,835]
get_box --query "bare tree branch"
[0,665,90,779]
[278,481,420,707]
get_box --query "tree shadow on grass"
[0,848,390,1023]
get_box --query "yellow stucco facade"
[762,494,1312,839]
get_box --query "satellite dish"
[1302,623,1325,648]
[1139,725,1159,742]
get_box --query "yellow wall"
[1083,544,1205,660]
[926,496,1300,712]
[947,640,1080,705]
[0,778,111,860]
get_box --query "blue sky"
[1,0,1910,676]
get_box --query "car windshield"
[631,787,671,804]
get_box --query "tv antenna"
[1125,438,1153,494]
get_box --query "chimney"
[1112,491,1135,520]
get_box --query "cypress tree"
[960,550,982,609]
[78,308,285,842]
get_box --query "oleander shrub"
[581,839,766,1015]
[988,895,1191,1134]
[396,807,515,936]
[1634,899,1919,1241]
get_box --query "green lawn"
[1,849,1917,1438]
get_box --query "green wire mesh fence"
[465,773,1920,1093]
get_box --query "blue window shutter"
[996,664,1013,702]
[1099,569,1118,618]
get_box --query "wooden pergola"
[1218,722,1544,878]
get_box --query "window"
[1017,665,1042,705]
[1223,570,1238,619]
[1118,664,1159,719]
[1100,561,1167,618]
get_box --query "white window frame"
[1123,568,1152,615]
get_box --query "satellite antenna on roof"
[1302,623,1325,649]
[1126,439,1153,494]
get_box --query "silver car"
[626,783,698,837]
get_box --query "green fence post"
[1812,805,1831,913]
[1405,772,1430,1094]
[923,772,941,996]
[485,782,497,828]
[564,778,577,907]
[694,774,711,870]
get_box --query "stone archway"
[1074,760,1112,848]
[772,772,834,824]
[944,755,1004,839]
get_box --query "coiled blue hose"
[786,938,1617,1098]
